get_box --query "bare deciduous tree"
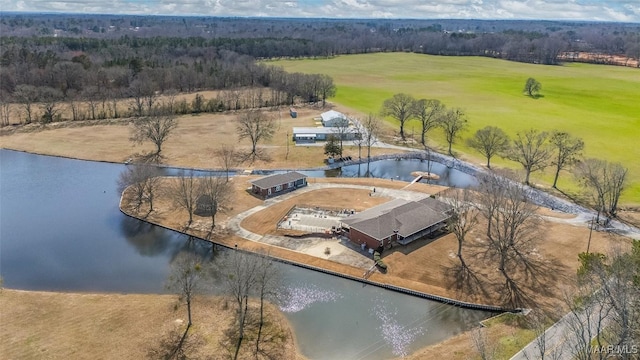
[107,87,120,119]
[216,144,239,182]
[333,117,353,156]
[355,113,381,160]
[477,172,542,307]
[166,251,208,327]
[236,110,276,161]
[445,189,482,292]
[411,98,444,148]
[198,173,232,230]
[467,126,510,168]
[66,89,81,121]
[507,129,551,185]
[439,108,468,156]
[593,245,640,355]
[39,86,63,123]
[523,311,564,360]
[0,97,12,127]
[128,74,157,117]
[14,84,39,124]
[130,112,178,156]
[167,170,199,226]
[163,89,179,115]
[562,277,612,360]
[253,252,282,355]
[550,131,584,188]
[117,164,162,213]
[575,158,627,218]
[447,189,479,272]
[317,74,336,107]
[219,250,259,360]
[380,93,415,141]
[471,327,496,360]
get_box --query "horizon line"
[1,11,639,25]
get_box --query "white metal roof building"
[320,110,349,127]
[292,127,360,143]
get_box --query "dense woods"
[1,14,639,124]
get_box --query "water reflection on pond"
[309,158,478,188]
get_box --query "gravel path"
[364,143,640,240]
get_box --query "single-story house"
[341,197,453,249]
[250,171,308,198]
[292,127,360,143]
[321,110,349,127]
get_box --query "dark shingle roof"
[250,171,307,190]
[342,198,450,240]
[417,197,454,214]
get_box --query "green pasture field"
[270,53,640,205]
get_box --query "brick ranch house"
[249,171,308,198]
[341,197,453,250]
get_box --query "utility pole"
[586,215,596,254]
[285,131,290,160]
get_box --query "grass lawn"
[0,289,299,360]
[270,53,640,205]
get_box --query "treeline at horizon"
[1,14,639,124]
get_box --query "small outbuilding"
[250,171,308,198]
[320,110,349,127]
[290,107,297,118]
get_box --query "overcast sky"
[2,0,639,23]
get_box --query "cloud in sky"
[2,0,639,22]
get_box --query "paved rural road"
[510,303,613,360]
[509,311,572,360]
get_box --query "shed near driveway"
[250,171,308,198]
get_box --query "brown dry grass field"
[0,289,300,360]
[0,103,403,170]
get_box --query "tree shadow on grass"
[131,151,164,165]
[459,240,567,308]
[219,306,290,360]
[443,261,491,300]
[238,149,272,165]
[501,254,567,309]
[147,325,203,360]
[554,187,594,210]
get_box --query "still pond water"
[0,149,488,359]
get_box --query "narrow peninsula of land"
[119,175,627,311]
